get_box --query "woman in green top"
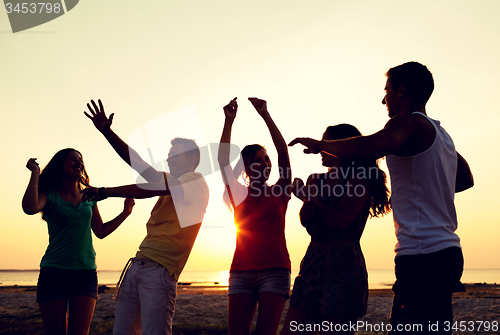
[22,148,135,335]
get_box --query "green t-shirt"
[40,191,97,270]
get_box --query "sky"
[1,0,499,273]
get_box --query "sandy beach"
[1,284,499,334]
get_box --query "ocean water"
[1,269,499,290]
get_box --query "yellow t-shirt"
[136,172,209,280]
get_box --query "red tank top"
[230,183,291,271]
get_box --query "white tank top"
[386,112,460,256]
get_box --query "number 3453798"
[443,321,498,332]
[5,3,62,14]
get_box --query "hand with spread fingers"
[288,137,322,154]
[84,99,114,134]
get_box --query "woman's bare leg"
[255,292,287,335]
[67,295,96,335]
[228,293,258,335]
[39,299,68,335]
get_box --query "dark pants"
[389,247,464,334]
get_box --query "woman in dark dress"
[282,124,391,334]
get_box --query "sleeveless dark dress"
[290,176,370,318]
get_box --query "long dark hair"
[325,124,391,218]
[223,144,266,210]
[38,148,90,194]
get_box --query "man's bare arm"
[289,115,415,160]
[85,99,163,183]
[101,128,163,183]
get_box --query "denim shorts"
[228,267,291,298]
[36,267,98,303]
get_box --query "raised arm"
[84,99,163,183]
[22,158,47,215]
[455,152,473,193]
[91,199,135,239]
[249,98,291,187]
[218,98,240,204]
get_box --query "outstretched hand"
[84,99,114,134]
[248,97,268,116]
[26,158,40,173]
[288,137,322,154]
[223,97,238,119]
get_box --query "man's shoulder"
[385,113,430,129]
[384,113,436,156]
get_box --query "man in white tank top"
[289,62,473,334]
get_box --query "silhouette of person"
[83,100,209,335]
[282,124,390,335]
[218,97,291,335]
[289,62,473,334]
[22,149,134,335]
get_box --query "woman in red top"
[218,97,292,335]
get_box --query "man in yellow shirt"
[84,100,209,335]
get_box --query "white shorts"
[113,258,177,335]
